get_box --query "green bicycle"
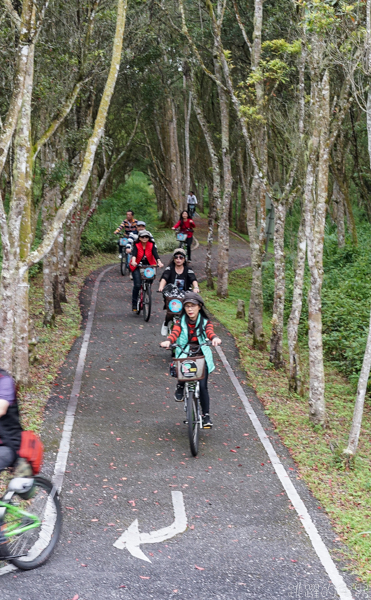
[0,475,62,570]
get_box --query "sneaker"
[161,321,168,336]
[132,308,138,313]
[129,273,133,280]
[174,384,185,402]
[119,253,122,259]
[202,414,213,429]
[14,458,33,478]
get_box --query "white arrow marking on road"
[113,491,187,562]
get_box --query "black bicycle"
[166,341,212,457]
[118,236,130,276]
[137,265,157,322]
[0,475,62,570]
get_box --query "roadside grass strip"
[201,268,371,586]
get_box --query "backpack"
[18,431,44,475]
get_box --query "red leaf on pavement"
[71,596,79,600]
[195,565,205,571]
[128,500,136,506]
[65,507,74,510]
[139,576,150,579]
[291,559,297,562]
[230,449,237,453]
[189,524,195,530]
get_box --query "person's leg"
[187,237,192,261]
[132,268,141,309]
[0,446,16,473]
[198,367,210,415]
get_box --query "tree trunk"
[214,52,232,299]
[269,201,286,367]
[11,38,35,384]
[287,210,306,395]
[343,85,371,456]
[184,83,191,197]
[247,177,266,349]
[187,65,221,288]
[305,67,330,426]
[343,303,371,458]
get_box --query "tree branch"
[2,0,21,29]
[33,80,86,159]
[232,0,252,52]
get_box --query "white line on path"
[0,265,115,577]
[215,345,353,600]
[53,265,115,492]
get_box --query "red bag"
[18,431,44,475]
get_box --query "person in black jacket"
[0,369,31,477]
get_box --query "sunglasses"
[174,255,185,259]
[140,235,149,239]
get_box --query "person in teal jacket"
[160,291,221,428]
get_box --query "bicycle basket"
[175,356,205,381]
[119,237,128,246]
[167,298,183,314]
[140,266,156,281]
[176,232,187,242]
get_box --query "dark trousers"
[186,237,192,261]
[179,366,210,415]
[0,445,16,473]
[132,268,142,308]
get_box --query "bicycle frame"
[0,499,41,538]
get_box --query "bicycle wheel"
[1,476,62,570]
[143,284,152,322]
[120,254,127,276]
[186,389,200,457]
[137,287,142,316]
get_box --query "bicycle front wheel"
[137,287,142,316]
[186,389,200,457]
[1,476,62,570]
[121,254,127,276]
[143,284,152,322]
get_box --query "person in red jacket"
[172,210,195,262]
[130,230,164,312]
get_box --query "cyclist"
[125,221,158,256]
[130,230,164,313]
[172,210,195,262]
[186,190,198,217]
[114,210,138,258]
[158,248,200,335]
[0,368,33,498]
[160,292,221,429]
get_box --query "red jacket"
[173,218,195,239]
[130,241,157,271]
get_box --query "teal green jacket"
[175,314,215,373]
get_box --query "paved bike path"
[0,232,359,600]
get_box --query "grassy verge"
[201,268,371,585]
[0,253,115,494]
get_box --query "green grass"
[201,268,371,585]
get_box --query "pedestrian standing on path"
[172,210,195,262]
[160,292,221,429]
[186,191,197,217]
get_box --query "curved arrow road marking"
[113,491,187,562]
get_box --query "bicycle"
[175,231,188,250]
[118,236,130,276]
[165,341,212,457]
[161,283,184,336]
[187,204,196,218]
[0,475,62,570]
[136,265,157,322]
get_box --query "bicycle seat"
[8,477,34,494]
